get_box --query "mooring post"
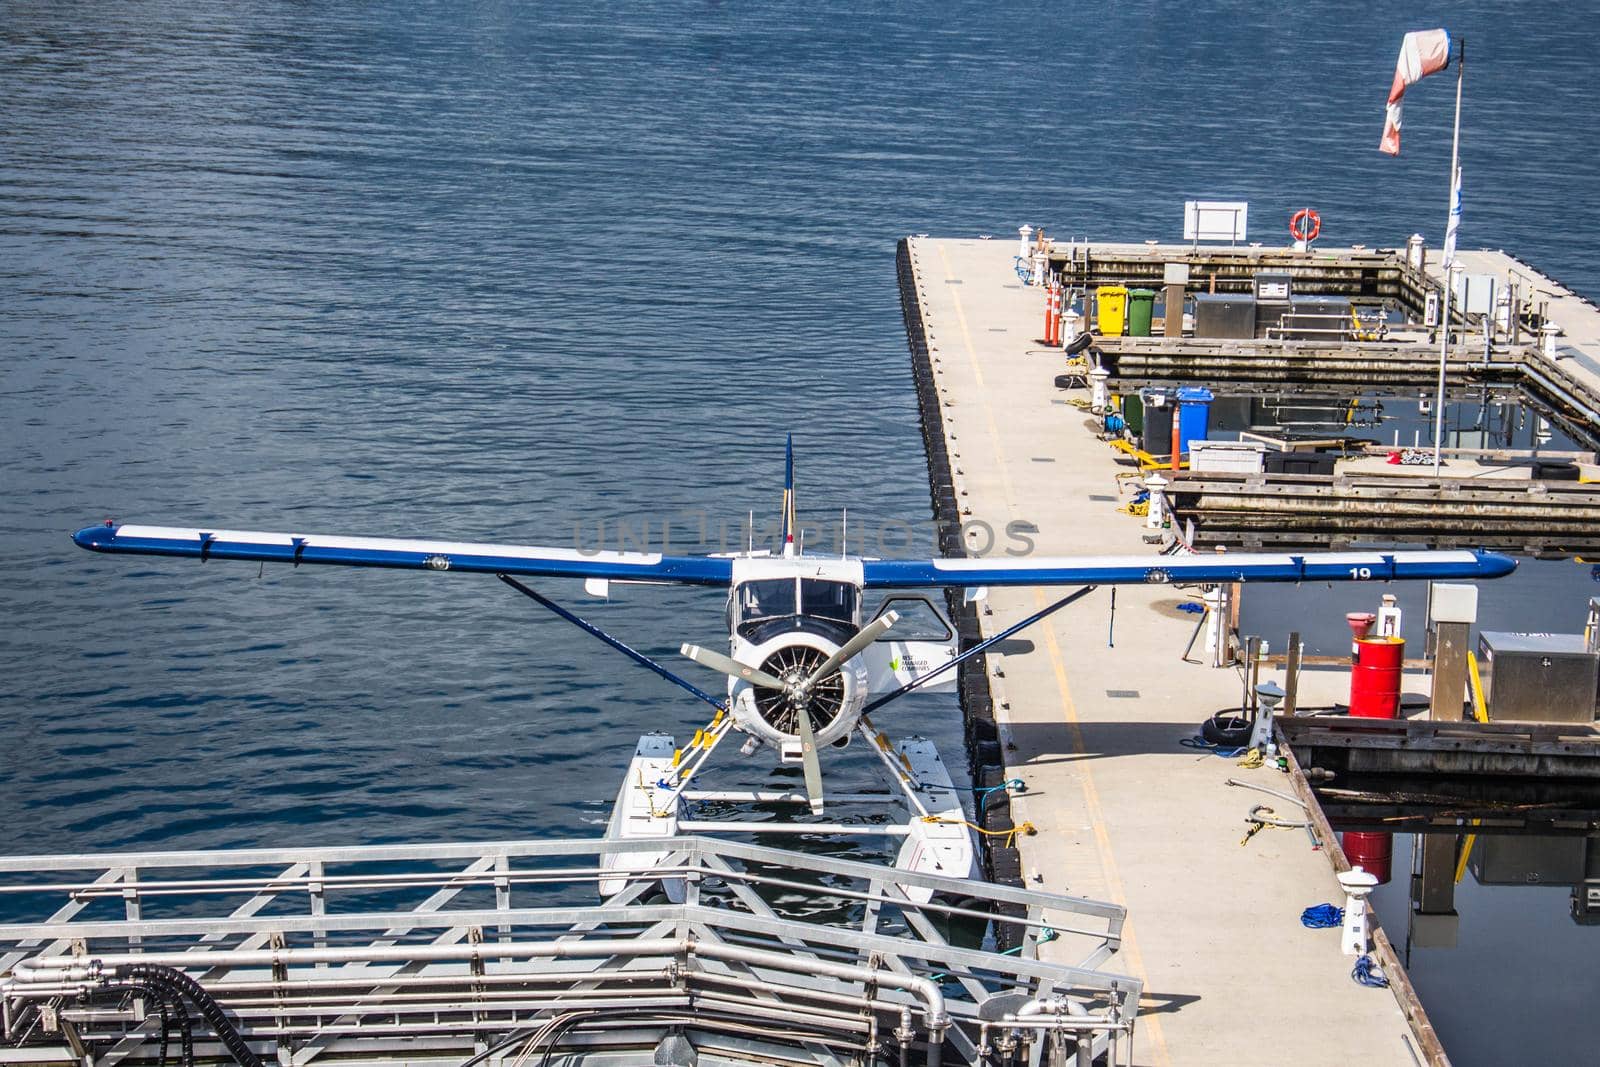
[1337,867,1380,956]
[1427,583,1478,721]
[1283,631,1302,716]
[1142,471,1169,530]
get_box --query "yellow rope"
[923,816,1037,848]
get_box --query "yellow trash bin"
[1096,286,1129,337]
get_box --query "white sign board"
[1453,273,1496,316]
[1184,200,1249,243]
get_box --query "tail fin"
[780,434,797,557]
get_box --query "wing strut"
[863,586,1098,716]
[496,575,725,713]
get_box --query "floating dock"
[899,235,1470,1066]
[1039,239,1600,553]
[1167,470,1600,553]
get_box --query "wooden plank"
[1279,739,1451,1066]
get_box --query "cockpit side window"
[738,578,797,623]
[800,579,857,624]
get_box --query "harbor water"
[3,2,1598,1062]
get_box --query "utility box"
[1192,293,1256,339]
[1282,295,1353,340]
[1477,631,1599,723]
[1254,271,1294,336]
[1253,271,1293,303]
[1468,835,1587,887]
[1189,440,1266,474]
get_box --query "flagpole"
[1431,39,1465,474]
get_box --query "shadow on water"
[1321,795,1600,1067]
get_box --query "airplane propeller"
[800,611,898,691]
[679,610,900,815]
[679,644,789,691]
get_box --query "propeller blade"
[794,702,825,815]
[680,644,788,691]
[800,610,899,691]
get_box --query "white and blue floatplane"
[73,437,1515,900]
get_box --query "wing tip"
[72,523,116,551]
[1475,550,1518,578]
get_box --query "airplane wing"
[860,549,1516,588]
[72,524,734,585]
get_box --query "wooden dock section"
[900,236,1442,1066]
[1169,470,1600,553]
[1053,241,1600,447]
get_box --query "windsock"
[1379,29,1452,155]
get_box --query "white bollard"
[1089,367,1110,414]
[1406,233,1427,272]
[1204,585,1227,667]
[1061,307,1082,350]
[1250,679,1284,752]
[1337,867,1381,956]
[1542,322,1562,359]
[1018,225,1034,261]
[1031,252,1047,289]
[1143,472,1169,531]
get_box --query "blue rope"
[974,778,1025,800]
[1179,737,1246,758]
[1300,904,1344,928]
[1351,954,1389,988]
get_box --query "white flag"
[1442,165,1462,267]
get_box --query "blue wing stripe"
[73,525,734,585]
[860,550,1516,588]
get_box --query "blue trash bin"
[1176,387,1214,454]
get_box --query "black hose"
[111,964,260,1067]
[124,981,193,1067]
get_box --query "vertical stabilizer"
[780,434,797,557]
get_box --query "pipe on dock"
[10,936,950,1048]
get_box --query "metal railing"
[0,836,1139,1067]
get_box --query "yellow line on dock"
[1037,599,1172,1067]
[935,242,1170,1064]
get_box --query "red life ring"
[1289,208,1322,243]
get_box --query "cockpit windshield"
[734,578,857,628]
[737,578,797,624]
[801,579,857,624]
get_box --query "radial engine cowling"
[727,629,868,749]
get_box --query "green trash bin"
[1121,393,1143,435]
[1127,289,1157,337]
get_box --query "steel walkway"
[0,836,1139,1067]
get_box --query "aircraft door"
[859,596,959,693]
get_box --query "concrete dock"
[903,236,1437,1066]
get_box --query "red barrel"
[1341,831,1393,884]
[1350,635,1405,719]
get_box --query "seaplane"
[73,438,1515,901]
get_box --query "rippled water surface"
[3,2,1599,1058]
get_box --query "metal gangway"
[0,836,1139,1067]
